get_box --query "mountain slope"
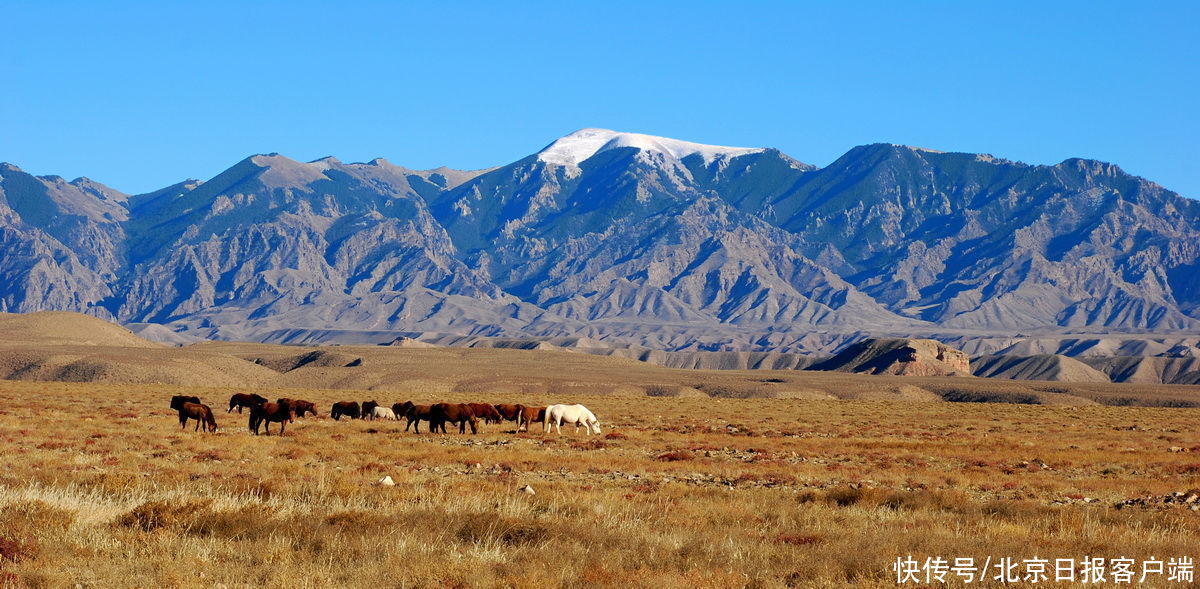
[0,163,128,317]
[3,129,1199,356]
[740,145,1200,330]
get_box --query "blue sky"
[1,1,1196,197]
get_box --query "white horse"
[368,406,397,421]
[544,404,601,435]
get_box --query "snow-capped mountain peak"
[537,128,765,167]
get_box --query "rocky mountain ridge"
[3,129,1198,357]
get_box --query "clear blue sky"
[1,1,1196,197]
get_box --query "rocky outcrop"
[808,338,971,376]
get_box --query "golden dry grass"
[1,378,1199,588]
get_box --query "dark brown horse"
[250,402,296,435]
[331,401,361,420]
[517,406,546,432]
[290,400,318,418]
[467,403,502,425]
[170,395,201,411]
[177,402,218,432]
[361,400,379,418]
[395,401,436,433]
[228,393,267,413]
[431,403,479,434]
[493,404,524,423]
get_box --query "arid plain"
[1,314,1199,587]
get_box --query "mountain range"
[2,128,1198,356]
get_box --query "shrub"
[192,450,224,462]
[776,533,823,546]
[570,440,608,451]
[0,500,75,533]
[455,514,553,547]
[943,390,1041,404]
[825,486,875,507]
[644,385,678,397]
[189,506,278,540]
[0,537,30,562]
[117,499,214,532]
[656,450,693,462]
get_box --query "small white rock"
[376,476,395,486]
[519,485,536,495]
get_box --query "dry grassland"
[0,378,1199,588]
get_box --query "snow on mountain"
[537,128,765,167]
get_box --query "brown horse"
[331,401,361,420]
[431,403,479,434]
[517,406,546,432]
[170,395,201,411]
[361,400,379,418]
[493,404,524,423]
[177,402,218,432]
[250,402,296,435]
[228,393,267,413]
[467,403,502,425]
[395,401,436,433]
[290,400,318,418]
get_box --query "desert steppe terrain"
[0,313,1199,587]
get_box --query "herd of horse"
[169,394,601,436]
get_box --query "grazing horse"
[467,403,503,425]
[177,402,218,432]
[331,401,361,420]
[493,404,524,423]
[290,400,318,418]
[395,401,436,433]
[227,393,267,413]
[250,402,296,436]
[170,395,201,411]
[544,404,601,435]
[431,403,478,434]
[368,406,398,421]
[361,401,379,418]
[517,406,546,432]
